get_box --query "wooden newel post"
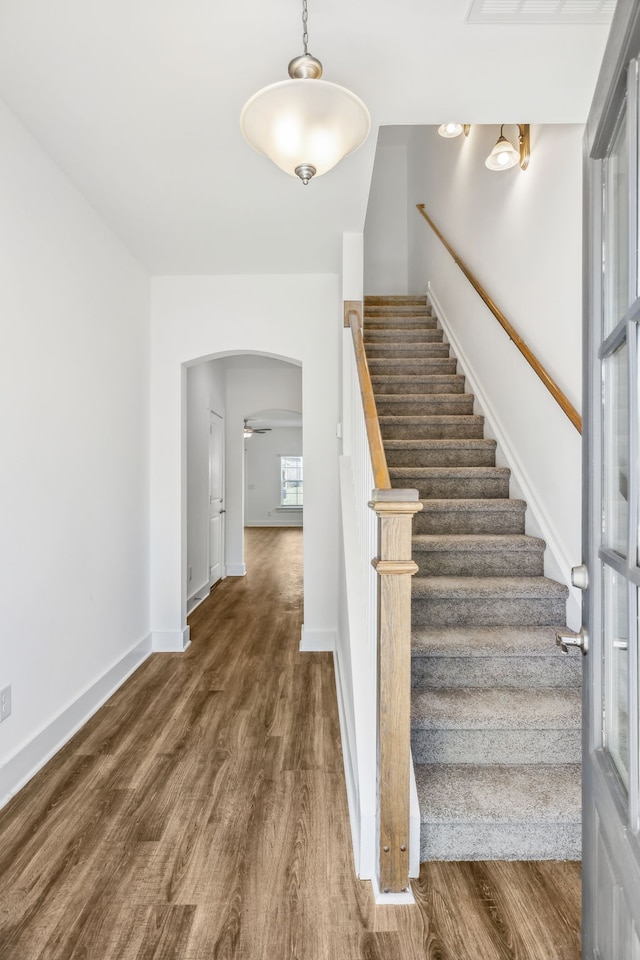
[371,493,423,894]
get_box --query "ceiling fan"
[244,419,272,438]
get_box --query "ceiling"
[0,0,611,275]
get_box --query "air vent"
[466,0,615,23]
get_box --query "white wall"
[364,140,408,295]
[245,427,303,527]
[406,124,583,624]
[186,359,226,609]
[150,275,340,653]
[0,97,150,804]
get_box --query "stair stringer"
[427,283,581,630]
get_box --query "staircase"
[364,294,582,862]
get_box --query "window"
[280,455,303,507]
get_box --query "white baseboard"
[299,626,336,652]
[187,580,210,615]
[428,284,582,629]
[152,627,191,652]
[226,563,246,577]
[0,634,152,810]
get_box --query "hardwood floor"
[0,527,581,959]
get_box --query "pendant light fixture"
[485,124,530,171]
[240,0,371,185]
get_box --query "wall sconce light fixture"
[485,124,530,171]
[437,123,471,139]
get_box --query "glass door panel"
[603,566,630,786]
[604,108,629,336]
[602,339,629,557]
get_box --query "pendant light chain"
[302,0,309,55]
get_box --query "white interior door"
[583,3,640,955]
[209,411,224,588]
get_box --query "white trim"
[187,579,211,615]
[409,753,420,879]
[152,627,191,652]
[0,634,152,809]
[299,626,336,652]
[428,284,582,628]
[333,644,361,872]
[226,563,246,576]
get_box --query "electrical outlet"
[0,685,11,722]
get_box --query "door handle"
[556,627,589,656]
[219,509,226,514]
[571,564,589,590]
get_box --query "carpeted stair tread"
[364,328,443,341]
[379,415,485,439]
[415,765,582,859]
[368,359,457,376]
[371,374,466,394]
[413,575,568,600]
[411,687,580,730]
[365,344,451,358]
[412,624,570,657]
[393,465,509,478]
[415,763,581,824]
[414,499,526,535]
[386,439,496,467]
[411,533,543,553]
[365,317,438,329]
[364,295,427,305]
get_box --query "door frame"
[583,1,640,954]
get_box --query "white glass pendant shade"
[438,123,464,138]
[240,78,371,181]
[485,135,519,171]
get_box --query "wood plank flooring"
[0,527,581,959]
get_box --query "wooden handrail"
[416,204,582,434]
[345,301,392,490]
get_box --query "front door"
[583,2,640,955]
[209,411,224,588]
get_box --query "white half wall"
[245,426,303,527]
[0,96,150,801]
[150,275,340,650]
[406,124,583,623]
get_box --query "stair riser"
[414,508,525,535]
[412,597,568,627]
[365,318,438,330]
[411,728,581,765]
[372,377,465,396]
[365,296,427,305]
[398,476,510,499]
[420,823,581,862]
[411,656,582,690]
[368,360,457,376]
[380,418,485,440]
[414,550,543,577]
[365,345,451,359]
[377,398,474,416]
[387,447,496,467]
[365,306,430,316]
[365,329,443,342]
